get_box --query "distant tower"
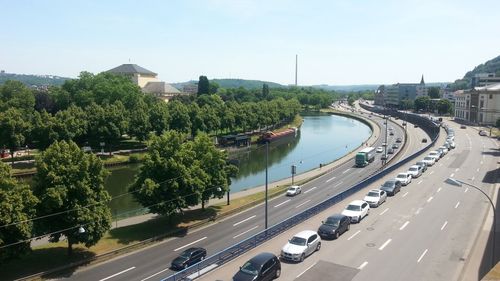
[295,54,298,86]
[420,74,425,84]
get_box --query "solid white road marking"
[437,187,442,192]
[417,249,428,263]
[342,168,351,174]
[427,196,433,203]
[333,181,343,188]
[415,208,423,215]
[455,201,460,209]
[429,171,434,175]
[455,168,459,172]
[348,230,361,240]
[174,237,207,252]
[402,192,409,198]
[400,221,410,230]
[233,215,256,226]
[304,186,317,193]
[450,173,455,177]
[477,168,480,172]
[441,221,448,231]
[358,261,368,270]
[379,239,392,250]
[417,180,423,185]
[233,225,259,239]
[100,267,136,281]
[326,177,336,183]
[464,187,469,193]
[274,199,291,208]
[296,261,317,278]
[295,200,311,208]
[481,161,483,165]
[380,208,389,215]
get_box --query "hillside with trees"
[0,72,69,87]
[450,55,500,90]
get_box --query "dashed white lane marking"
[295,200,311,209]
[233,215,256,226]
[326,177,336,183]
[417,249,429,263]
[358,261,368,270]
[441,221,448,231]
[477,168,480,172]
[480,161,483,165]
[471,176,475,181]
[379,239,392,250]
[415,208,423,215]
[304,186,317,193]
[380,208,389,215]
[439,163,443,167]
[100,267,136,281]
[402,192,409,198]
[296,261,317,278]
[174,237,207,251]
[333,181,343,188]
[427,196,433,203]
[429,171,434,175]
[450,173,455,177]
[437,187,442,192]
[464,187,469,193]
[417,180,423,185]
[342,168,351,174]
[400,221,410,230]
[348,230,361,240]
[233,225,259,239]
[455,201,460,209]
[274,199,291,208]
[455,168,459,172]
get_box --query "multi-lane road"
[200,119,498,280]
[63,109,429,281]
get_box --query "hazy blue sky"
[1,0,499,85]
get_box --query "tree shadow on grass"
[0,247,95,280]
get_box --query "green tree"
[0,108,31,161]
[148,102,170,136]
[0,161,38,262]
[33,140,111,256]
[399,99,414,110]
[428,87,440,99]
[209,81,219,94]
[198,76,209,95]
[414,96,430,112]
[436,99,453,115]
[0,80,35,113]
[86,102,128,153]
[262,84,270,100]
[128,99,151,141]
[168,100,191,134]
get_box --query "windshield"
[397,174,406,179]
[409,167,418,172]
[180,250,192,258]
[289,236,307,246]
[324,217,340,227]
[346,204,361,211]
[288,187,296,191]
[367,191,379,197]
[240,261,259,275]
[382,181,394,188]
[424,157,432,161]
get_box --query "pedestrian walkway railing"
[162,110,440,281]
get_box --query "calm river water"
[105,113,372,217]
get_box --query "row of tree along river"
[105,112,371,218]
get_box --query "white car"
[342,200,370,223]
[439,146,448,155]
[363,189,387,207]
[395,172,412,186]
[376,146,383,153]
[429,150,441,161]
[407,165,422,178]
[422,156,436,166]
[447,141,456,149]
[281,230,321,262]
[286,185,301,196]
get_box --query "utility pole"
[265,141,269,229]
[295,54,298,86]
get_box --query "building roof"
[474,82,500,91]
[142,81,181,94]
[106,64,157,76]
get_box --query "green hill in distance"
[450,55,500,90]
[0,72,70,87]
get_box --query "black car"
[415,161,428,173]
[396,137,402,143]
[387,148,394,154]
[392,143,399,149]
[380,180,402,196]
[422,138,428,143]
[171,247,207,270]
[233,252,281,281]
[318,214,351,240]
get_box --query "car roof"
[384,179,397,183]
[327,214,346,220]
[409,165,419,169]
[289,185,299,188]
[293,230,318,238]
[182,247,205,254]
[348,200,365,206]
[397,172,409,176]
[248,252,276,264]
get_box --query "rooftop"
[106,64,157,76]
[474,82,500,91]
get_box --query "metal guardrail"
[162,109,441,281]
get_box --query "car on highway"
[233,252,281,281]
[396,137,402,143]
[341,200,370,223]
[447,140,456,149]
[479,130,488,136]
[422,156,436,166]
[439,146,449,154]
[407,165,422,178]
[171,247,207,270]
[281,230,321,262]
[387,147,394,154]
[395,172,412,185]
[447,135,455,142]
[363,189,387,207]
[415,161,428,173]
[460,125,466,129]
[318,214,351,240]
[381,154,388,161]
[376,146,383,153]
[429,150,441,160]
[442,142,450,150]
[389,131,394,136]
[379,179,402,196]
[286,185,301,196]
[392,143,399,149]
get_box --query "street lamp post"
[265,141,269,229]
[291,164,297,185]
[445,178,497,268]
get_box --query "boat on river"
[258,127,298,143]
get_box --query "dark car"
[318,214,351,240]
[387,148,394,154]
[171,247,207,270]
[392,143,399,149]
[389,131,394,136]
[414,124,419,128]
[233,252,281,281]
[380,180,402,196]
[422,138,428,143]
[381,154,388,160]
[460,125,466,129]
[415,161,428,173]
[396,137,402,143]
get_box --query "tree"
[436,99,453,115]
[262,84,270,100]
[128,99,151,141]
[33,140,111,256]
[86,102,128,154]
[428,87,440,99]
[197,76,209,95]
[0,108,31,162]
[0,80,35,113]
[414,96,430,112]
[0,161,38,262]
[496,118,500,128]
[168,100,191,134]
[399,99,414,110]
[148,102,170,136]
[209,81,219,94]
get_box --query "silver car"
[281,230,321,262]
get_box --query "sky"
[1,0,499,86]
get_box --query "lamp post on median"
[444,177,497,268]
[265,141,269,229]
